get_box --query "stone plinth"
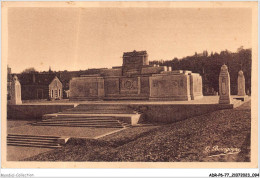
[10,75,22,105]
[69,75,104,100]
[219,65,232,104]
[149,73,191,101]
[189,73,203,100]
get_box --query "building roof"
[123,50,147,57]
[17,73,59,86]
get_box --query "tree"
[203,50,208,57]
[237,46,244,53]
[22,67,37,73]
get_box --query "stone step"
[41,118,120,122]
[7,136,59,141]
[35,121,121,125]
[42,117,118,122]
[37,118,130,128]
[32,122,123,126]
[33,122,123,126]
[7,142,61,149]
[68,105,134,109]
[62,110,137,114]
[43,114,138,124]
[7,134,60,139]
[68,108,135,111]
[44,116,116,119]
[34,114,131,128]
[73,104,132,110]
[32,124,125,128]
[7,139,58,144]
[42,112,141,127]
[7,134,63,149]
[45,113,139,118]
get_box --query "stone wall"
[104,77,120,96]
[103,76,149,100]
[149,72,191,101]
[69,75,104,100]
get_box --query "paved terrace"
[20,96,248,105]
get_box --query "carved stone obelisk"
[237,70,246,96]
[219,64,232,104]
[10,75,22,105]
[236,70,248,101]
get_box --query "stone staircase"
[62,104,139,114]
[7,134,64,148]
[32,104,142,128]
[32,116,130,128]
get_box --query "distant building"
[49,76,63,100]
[18,73,63,100]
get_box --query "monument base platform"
[8,96,250,125]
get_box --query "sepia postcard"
[1,1,258,169]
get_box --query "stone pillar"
[10,75,22,105]
[237,70,246,96]
[219,64,231,104]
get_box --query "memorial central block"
[69,50,203,101]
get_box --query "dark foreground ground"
[25,101,251,162]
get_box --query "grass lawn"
[24,101,251,162]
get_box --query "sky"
[8,7,252,73]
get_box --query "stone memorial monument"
[10,75,22,105]
[218,64,232,104]
[237,70,246,96]
[237,70,248,101]
[70,50,203,101]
